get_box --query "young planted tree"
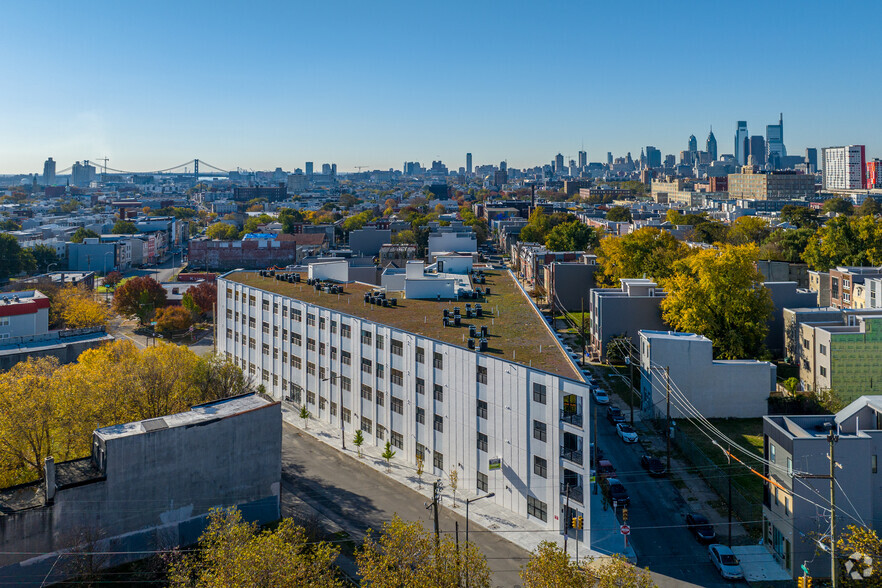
[353,429,365,458]
[299,406,311,428]
[381,441,396,471]
[415,454,425,486]
[448,468,458,508]
[154,306,193,335]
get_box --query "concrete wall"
[428,231,477,256]
[0,332,113,371]
[435,254,473,275]
[381,270,406,292]
[308,260,349,283]
[0,396,281,586]
[349,228,391,256]
[757,261,809,288]
[405,278,456,300]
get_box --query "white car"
[708,544,744,580]
[592,388,610,405]
[616,423,638,443]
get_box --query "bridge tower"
[194,158,199,180]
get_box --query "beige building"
[727,167,815,200]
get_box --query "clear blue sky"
[1,1,878,174]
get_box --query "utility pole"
[665,366,671,474]
[564,484,570,556]
[432,481,441,549]
[796,427,839,587]
[626,341,635,425]
[593,402,598,493]
[727,445,732,547]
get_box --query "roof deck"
[226,269,581,380]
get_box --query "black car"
[602,478,630,506]
[606,405,625,425]
[640,455,667,477]
[686,513,717,543]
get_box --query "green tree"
[545,221,599,252]
[822,197,854,216]
[0,233,31,282]
[780,205,820,228]
[727,215,771,246]
[381,441,396,470]
[803,215,882,271]
[357,515,491,588]
[665,209,707,226]
[28,244,60,273]
[168,507,342,588]
[353,429,364,457]
[299,406,310,428]
[759,228,814,263]
[690,221,730,245]
[279,208,305,233]
[70,227,99,243]
[187,281,217,315]
[206,222,239,240]
[242,213,276,234]
[0,219,20,231]
[606,206,632,222]
[111,220,138,234]
[858,197,882,217]
[518,208,552,243]
[660,244,773,359]
[595,227,690,287]
[112,275,167,323]
[520,541,587,587]
[342,210,374,233]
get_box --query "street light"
[46,262,58,275]
[465,492,495,588]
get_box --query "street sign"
[801,565,809,575]
[620,525,630,535]
[489,458,501,471]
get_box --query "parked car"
[583,371,598,385]
[708,544,743,580]
[686,513,717,543]
[596,459,617,479]
[640,455,666,477]
[606,405,625,425]
[616,423,639,443]
[601,477,630,506]
[592,388,610,405]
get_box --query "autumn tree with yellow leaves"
[54,285,109,329]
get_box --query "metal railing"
[560,409,583,427]
[561,482,584,504]
[560,446,583,466]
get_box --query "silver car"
[708,544,743,580]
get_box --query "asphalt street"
[281,423,530,587]
[590,403,748,588]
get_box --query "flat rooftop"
[226,269,581,380]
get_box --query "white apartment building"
[218,269,591,543]
[822,145,866,191]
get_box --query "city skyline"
[1,1,880,173]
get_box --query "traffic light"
[798,577,812,588]
[622,507,628,523]
[571,516,583,529]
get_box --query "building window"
[416,378,425,395]
[249,317,256,328]
[307,338,316,351]
[361,417,372,434]
[416,347,425,364]
[787,457,793,477]
[362,330,372,345]
[319,317,326,330]
[476,399,488,419]
[226,309,233,320]
[319,397,327,410]
[226,288,233,299]
[416,443,426,460]
[376,424,385,440]
[293,309,302,322]
[226,328,232,339]
[342,351,351,366]
[527,496,547,522]
[391,369,403,386]
[330,320,337,334]
[476,366,487,384]
[391,431,403,449]
[820,366,827,377]
[533,383,547,405]
[391,397,404,414]
[261,369,269,382]
[433,451,444,471]
[377,334,384,350]
[362,358,372,374]
[262,321,269,334]
[770,444,776,463]
[342,408,351,423]
[376,390,385,407]
[331,347,338,360]
[273,325,278,338]
[262,299,270,311]
[282,306,288,318]
[262,343,270,355]
[307,314,316,326]
[341,324,351,339]
[416,407,425,424]
[361,385,373,401]
[433,414,443,433]
[319,342,326,355]
[291,355,302,369]
[282,351,288,363]
[477,471,488,493]
[820,344,827,355]
[282,328,288,340]
[291,333,301,346]
[330,402,337,416]
[307,362,316,376]
[249,295,256,307]
[306,390,316,405]
[248,338,256,350]
[391,339,403,356]
[533,420,547,443]
[433,385,443,402]
[477,432,488,452]
[433,352,443,369]
[873,455,878,474]
[377,364,385,379]
[340,376,351,392]
[534,456,547,478]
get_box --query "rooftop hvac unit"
[467,338,476,350]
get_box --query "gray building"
[589,279,667,362]
[66,239,128,274]
[763,396,882,580]
[764,282,819,357]
[349,227,392,257]
[544,259,598,315]
[0,394,281,586]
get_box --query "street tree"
[520,541,588,588]
[187,281,217,316]
[206,222,239,240]
[758,228,814,263]
[416,453,425,486]
[590,554,657,588]
[0,233,33,282]
[660,244,773,359]
[858,197,882,217]
[168,507,342,588]
[381,441,396,471]
[54,285,109,329]
[803,215,882,271]
[154,306,193,335]
[28,244,61,273]
[690,220,730,245]
[353,429,364,458]
[545,221,600,252]
[448,468,458,507]
[70,228,99,243]
[780,205,820,228]
[836,525,882,585]
[299,406,310,428]
[726,215,772,246]
[357,515,490,588]
[103,271,123,288]
[595,227,690,287]
[112,276,167,323]
[518,208,552,243]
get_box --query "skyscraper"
[466,153,472,174]
[555,153,564,174]
[607,152,613,165]
[766,113,786,163]
[805,148,818,173]
[42,157,56,185]
[578,150,587,168]
[688,135,697,153]
[749,136,766,167]
[305,162,313,176]
[645,146,661,168]
[734,121,749,165]
[822,145,866,190]
[706,129,717,161]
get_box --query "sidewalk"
[281,402,614,562]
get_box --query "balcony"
[560,446,583,466]
[561,482,584,504]
[560,409,583,427]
